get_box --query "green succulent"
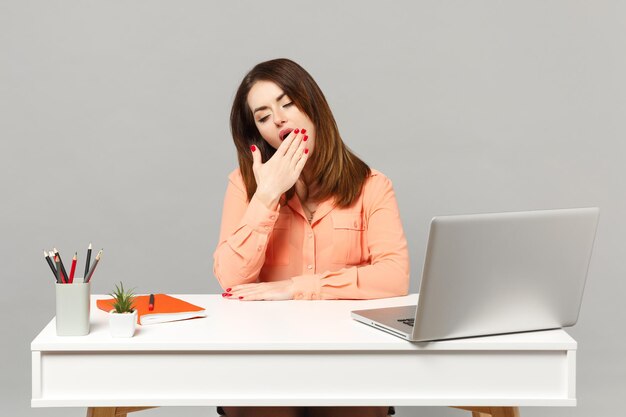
[109,282,136,313]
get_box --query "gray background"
[1,1,624,416]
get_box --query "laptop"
[351,207,599,342]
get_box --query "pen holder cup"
[55,281,90,336]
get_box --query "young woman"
[213,58,409,417]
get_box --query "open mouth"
[280,129,294,141]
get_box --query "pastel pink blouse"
[213,168,410,300]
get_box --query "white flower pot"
[109,309,138,338]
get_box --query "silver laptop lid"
[412,207,599,341]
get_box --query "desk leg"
[452,407,520,417]
[86,407,157,417]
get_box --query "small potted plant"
[108,282,138,338]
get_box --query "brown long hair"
[230,58,370,208]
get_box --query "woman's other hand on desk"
[222,279,295,301]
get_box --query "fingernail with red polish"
[304,148,309,154]
[294,128,299,134]
[303,135,308,141]
[301,129,307,134]
[226,288,232,292]
[239,296,244,299]
[250,145,256,152]
[222,293,228,297]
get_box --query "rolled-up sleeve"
[291,174,410,300]
[213,171,280,290]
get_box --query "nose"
[273,107,287,126]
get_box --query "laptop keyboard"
[397,318,414,327]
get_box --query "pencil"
[44,250,58,282]
[53,248,69,284]
[49,251,64,282]
[85,249,102,283]
[54,255,62,284]
[69,252,77,283]
[84,243,92,281]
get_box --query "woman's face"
[247,80,316,153]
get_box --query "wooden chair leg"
[87,407,157,417]
[489,407,520,417]
[452,406,493,416]
[87,408,116,417]
[452,406,520,417]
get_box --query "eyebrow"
[253,92,287,115]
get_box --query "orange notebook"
[97,294,206,325]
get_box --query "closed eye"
[258,102,293,124]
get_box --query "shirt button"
[308,233,313,238]
[307,265,313,270]
[257,246,262,251]
[270,215,276,220]
[264,226,270,231]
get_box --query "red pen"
[149,294,155,311]
[69,253,77,283]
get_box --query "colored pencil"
[85,249,102,283]
[69,253,77,283]
[53,248,69,284]
[44,250,58,282]
[54,255,62,284]
[84,243,92,281]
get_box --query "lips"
[279,128,294,141]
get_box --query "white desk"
[31,294,576,417]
